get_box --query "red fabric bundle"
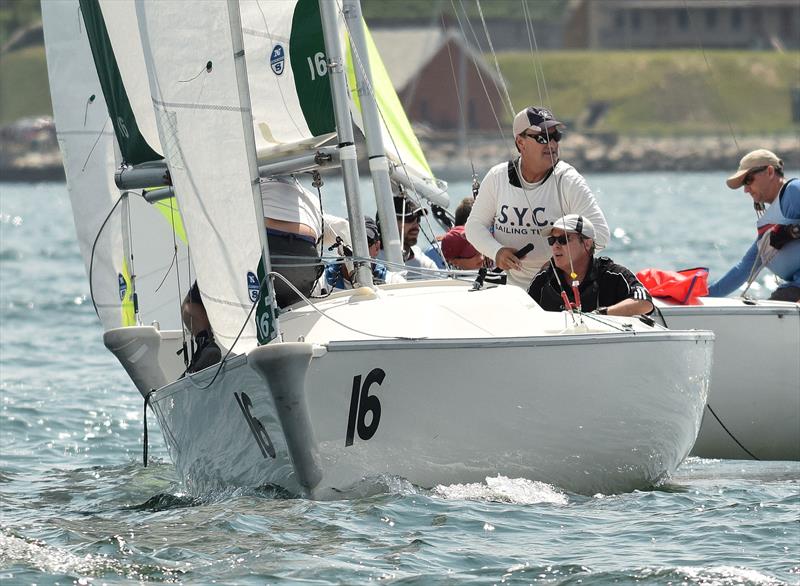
[636,267,709,304]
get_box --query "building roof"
[370,27,505,93]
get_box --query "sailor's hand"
[495,247,523,271]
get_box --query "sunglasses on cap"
[522,129,562,145]
[547,234,580,246]
[742,166,767,186]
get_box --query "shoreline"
[421,133,800,179]
[2,134,798,183]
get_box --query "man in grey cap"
[708,149,800,302]
[466,106,609,289]
[527,214,653,316]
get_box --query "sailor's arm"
[602,298,654,317]
[465,174,503,262]
[598,265,654,316]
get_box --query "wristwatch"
[596,306,608,315]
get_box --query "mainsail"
[135,0,269,352]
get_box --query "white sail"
[136,0,266,352]
[43,0,189,333]
[240,0,337,157]
[97,0,445,207]
[42,0,128,330]
[97,0,163,157]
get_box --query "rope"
[705,404,760,461]
[652,306,760,460]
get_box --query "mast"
[318,0,373,287]
[342,0,403,266]
[226,0,279,343]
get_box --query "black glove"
[769,224,800,249]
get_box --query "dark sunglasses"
[547,234,577,246]
[743,166,767,186]
[523,129,562,145]
[398,212,421,223]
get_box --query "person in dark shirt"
[527,214,653,316]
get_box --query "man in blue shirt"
[709,149,800,302]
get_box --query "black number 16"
[345,368,384,446]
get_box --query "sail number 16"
[307,52,328,80]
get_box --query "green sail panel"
[79,0,161,165]
[289,0,335,137]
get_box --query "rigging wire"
[88,192,124,320]
[520,1,545,109]
[449,0,510,150]
[680,1,771,301]
[442,12,477,190]
[681,0,740,153]
[474,0,515,117]
[165,194,189,366]
[335,0,445,260]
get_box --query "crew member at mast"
[181,176,325,374]
[465,106,609,288]
[708,149,800,302]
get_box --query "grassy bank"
[1,44,798,135]
[0,43,50,125]
[498,50,800,135]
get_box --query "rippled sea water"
[1,176,799,585]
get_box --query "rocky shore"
[421,132,800,179]
[2,130,798,183]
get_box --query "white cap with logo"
[543,214,596,240]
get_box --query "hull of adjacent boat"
[657,299,800,461]
[150,330,712,497]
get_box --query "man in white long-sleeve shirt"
[465,106,610,288]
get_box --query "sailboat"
[656,298,799,461]
[42,0,714,498]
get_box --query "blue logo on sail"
[247,271,260,302]
[270,44,285,76]
[118,273,126,301]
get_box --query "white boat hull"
[657,298,800,461]
[147,282,713,497]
